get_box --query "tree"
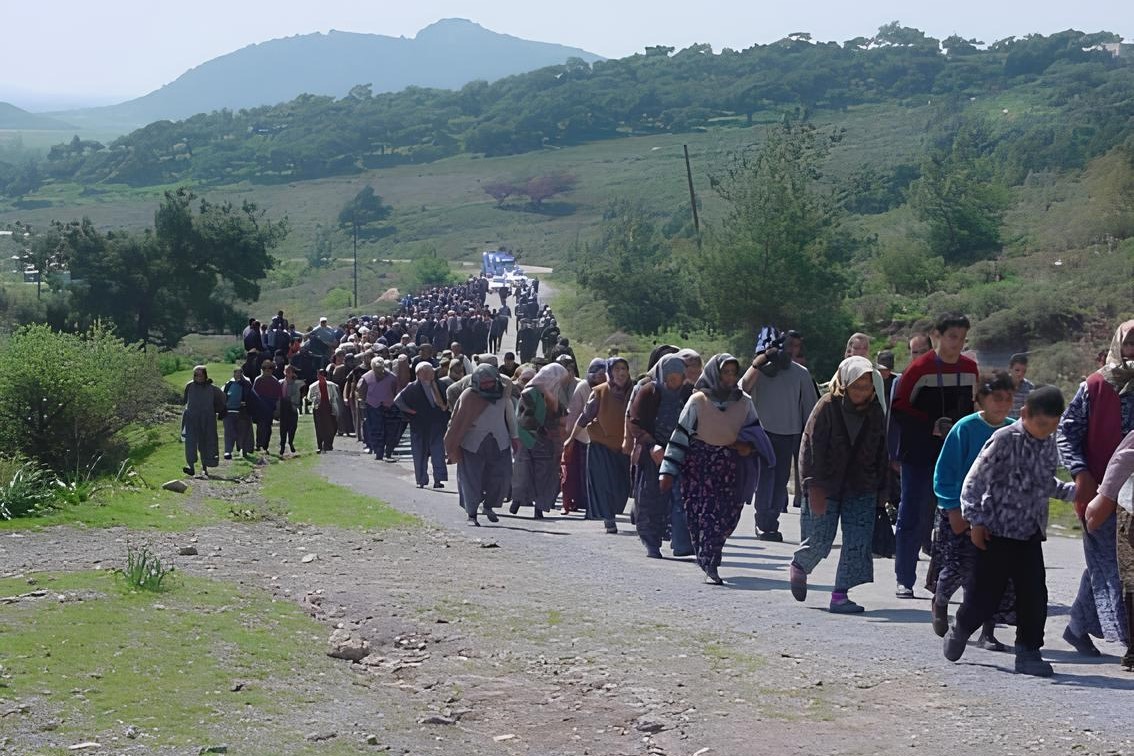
[908,119,1010,263]
[16,223,69,299]
[63,187,287,348]
[338,185,393,238]
[482,179,518,206]
[522,173,578,207]
[574,201,694,335]
[698,120,855,373]
[306,223,333,269]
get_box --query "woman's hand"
[658,474,673,494]
[946,508,969,535]
[809,486,827,517]
[1084,494,1117,533]
[732,441,753,457]
[1073,471,1098,519]
[650,445,665,466]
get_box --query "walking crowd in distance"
[181,273,1134,678]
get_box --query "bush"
[0,457,57,520]
[223,343,246,363]
[0,323,167,473]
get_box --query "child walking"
[943,386,1076,677]
[789,356,890,613]
[931,372,1016,649]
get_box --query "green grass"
[260,451,418,530]
[0,570,356,751]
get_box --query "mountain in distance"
[0,101,73,130]
[54,19,603,132]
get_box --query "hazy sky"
[2,0,1130,108]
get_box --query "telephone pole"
[352,214,359,309]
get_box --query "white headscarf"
[833,356,885,412]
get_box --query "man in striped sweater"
[891,314,980,598]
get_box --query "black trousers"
[955,533,1047,651]
[279,402,298,450]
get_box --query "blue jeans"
[895,461,935,589]
[670,485,692,555]
[755,432,800,534]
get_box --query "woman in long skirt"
[576,358,634,534]
[1058,319,1134,655]
[659,354,757,584]
[789,357,889,613]
[1086,429,1134,671]
[307,369,344,453]
[394,362,450,488]
[511,363,572,519]
[930,371,1016,646]
[562,359,605,515]
[630,354,693,557]
[182,366,224,477]
[445,364,518,526]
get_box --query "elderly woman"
[630,354,693,557]
[511,363,573,519]
[660,354,759,585]
[182,366,225,477]
[562,359,606,516]
[789,356,890,613]
[395,362,450,489]
[575,357,634,534]
[307,368,345,453]
[445,364,519,526]
[1058,319,1134,656]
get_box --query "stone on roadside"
[301,553,318,564]
[178,546,199,556]
[161,480,189,493]
[327,629,370,662]
[418,714,456,725]
[634,716,671,734]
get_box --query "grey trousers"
[457,435,513,518]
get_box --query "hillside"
[50,19,603,132]
[0,102,72,130]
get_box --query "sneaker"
[1014,647,1054,677]
[223,453,232,461]
[829,597,865,614]
[932,602,950,638]
[433,481,445,489]
[1062,626,1102,657]
[756,531,784,542]
[943,627,967,662]
[482,508,499,523]
[895,583,915,599]
[789,561,808,602]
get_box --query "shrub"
[117,545,175,592]
[0,457,57,520]
[0,323,167,473]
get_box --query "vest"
[1086,372,1123,481]
[586,383,630,452]
[690,392,749,447]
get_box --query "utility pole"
[352,213,359,309]
[683,144,700,243]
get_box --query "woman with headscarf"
[659,354,757,584]
[307,368,345,453]
[511,363,573,519]
[562,359,607,515]
[445,364,519,526]
[1057,319,1134,656]
[788,356,890,613]
[182,366,225,477]
[630,353,694,557]
[574,357,634,534]
[395,362,450,489]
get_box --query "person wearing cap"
[1009,353,1034,419]
[305,317,336,361]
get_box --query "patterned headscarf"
[650,353,687,394]
[470,364,504,402]
[586,358,607,387]
[1100,319,1134,395]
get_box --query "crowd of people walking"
[182,275,1134,678]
